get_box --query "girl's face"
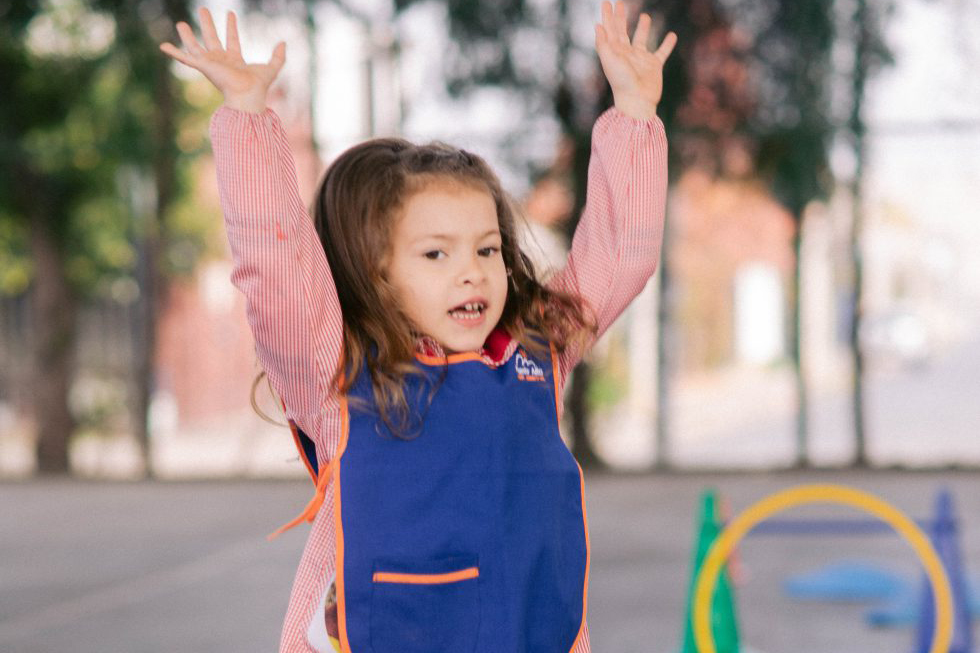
[386,181,508,353]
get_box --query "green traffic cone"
[680,489,740,653]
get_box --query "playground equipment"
[914,490,973,653]
[688,484,955,653]
[768,489,977,637]
[769,487,975,644]
[679,490,739,653]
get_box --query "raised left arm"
[548,0,675,399]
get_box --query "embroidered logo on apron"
[515,349,545,382]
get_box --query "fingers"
[631,13,651,49]
[601,1,653,47]
[614,1,628,41]
[226,11,241,57]
[198,6,223,51]
[600,1,627,45]
[159,41,196,68]
[594,23,607,47]
[596,1,677,62]
[176,20,205,56]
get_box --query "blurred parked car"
[860,308,933,368]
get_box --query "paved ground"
[3,470,979,653]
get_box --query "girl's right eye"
[424,250,446,260]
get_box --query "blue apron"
[326,345,589,653]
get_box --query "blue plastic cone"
[913,488,972,653]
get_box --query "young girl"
[160,3,674,652]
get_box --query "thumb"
[268,41,286,73]
[655,32,677,62]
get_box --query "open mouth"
[448,301,486,321]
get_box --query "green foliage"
[444,0,528,39]
[586,331,630,414]
[65,195,134,292]
[163,161,225,279]
[0,213,31,294]
[748,0,844,216]
[0,0,213,300]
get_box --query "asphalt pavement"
[3,469,979,653]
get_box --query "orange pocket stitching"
[372,567,479,584]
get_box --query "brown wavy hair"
[251,138,596,437]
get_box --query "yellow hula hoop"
[692,484,953,653]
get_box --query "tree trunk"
[305,2,322,156]
[29,215,76,475]
[655,215,672,470]
[568,361,603,469]
[127,0,190,477]
[848,0,870,467]
[553,0,604,470]
[126,25,178,478]
[790,217,810,467]
[131,194,161,478]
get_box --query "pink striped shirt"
[210,103,667,653]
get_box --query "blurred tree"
[749,0,837,467]
[239,0,386,152]
[1,2,101,473]
[0,0,207,475]
[93,0,197,477]
[843,0,895,466]
[642,0,757,468]
[726,0,894,468]
[651,0,893,469]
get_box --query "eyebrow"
[412,229,501,243]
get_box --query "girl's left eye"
[478,246,500,257]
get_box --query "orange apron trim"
[266,394,344,541]
[414,350,486,366]
[266,460,334,541]
[551,342,591,652]
[372,567,480,584]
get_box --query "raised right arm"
[209,105,344,437]
[161,7,345,457]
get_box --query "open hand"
[159,7,285,113]
[594,0,676,120]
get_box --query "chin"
[445,339,485,354]
[442,330,491,354]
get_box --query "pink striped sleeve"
[209,105,344,456]
[548,106,668,400]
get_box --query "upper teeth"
[461,303,481,311]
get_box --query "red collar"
[483,326,513,363]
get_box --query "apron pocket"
[369,554,480,653]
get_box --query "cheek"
[387,261,435,322]
[494,260,508,283]
[492,260,509,301]
[384,260,412,308]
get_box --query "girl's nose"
[457,254,487,285]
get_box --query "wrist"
[223,92,268,114]
[612,95,659,121]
